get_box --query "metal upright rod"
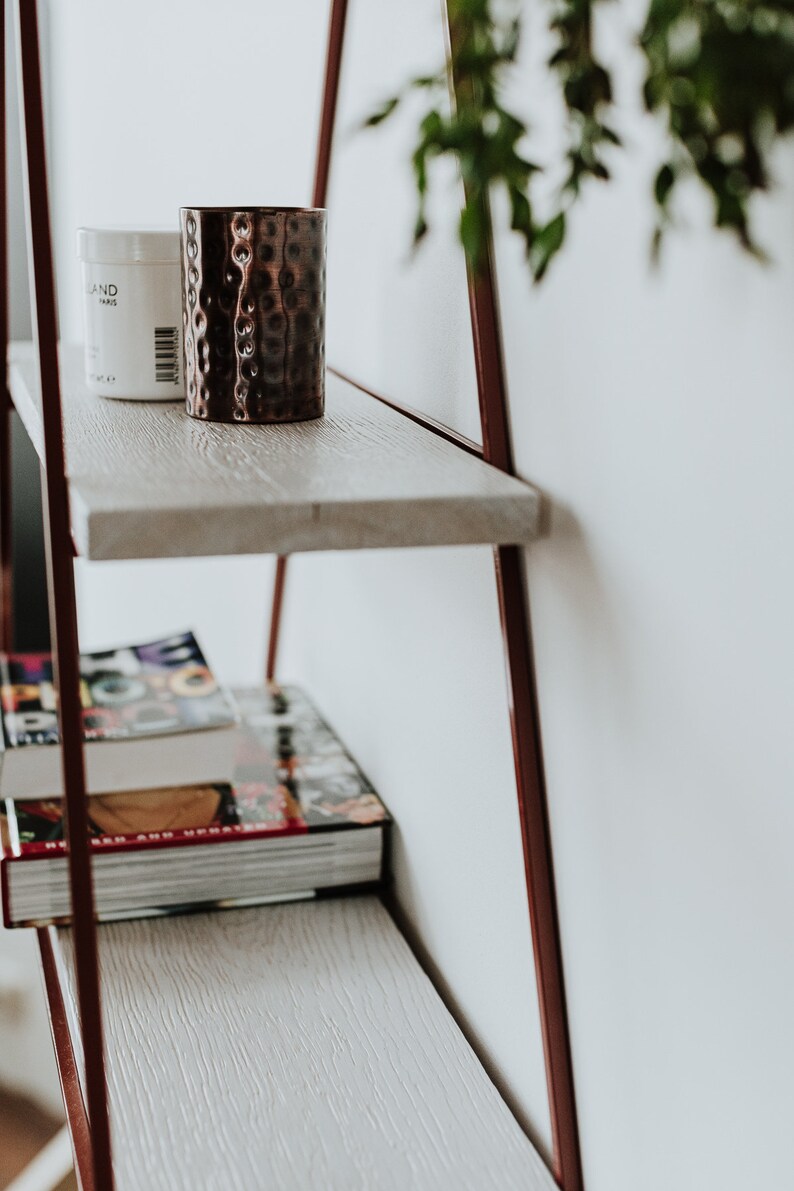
[469,232,584,1191]
[443,8,583,1186]
[311,0,349,212]
[15,1,114,1186]
[266,555,287,682]
[265,0,349,682]
[0,0,13,653]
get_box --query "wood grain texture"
[53,897,554,1191]
[9,344,540,560]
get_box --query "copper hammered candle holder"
[180,206,326,423]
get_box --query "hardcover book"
[0,631,239,799]
[1,684,390,927]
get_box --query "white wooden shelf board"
[9,343,540,560]
[52,896,554,1191]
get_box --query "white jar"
[77,228,184,401]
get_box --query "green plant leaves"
[641,0,794,256]
[654,163,676,207]
[362,97,400,128]
[460,200,486,264]
[364,0,794,280]
[531,212,567,281]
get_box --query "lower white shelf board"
[52,896,554,1190]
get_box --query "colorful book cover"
[1,684,388,858]
[0,631,237,749]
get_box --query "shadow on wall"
[6,0,47,651]
[11,413,49,651]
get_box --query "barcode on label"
[154,326,179,384]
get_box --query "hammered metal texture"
[180,207,326,423]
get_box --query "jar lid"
[76,227,180,264]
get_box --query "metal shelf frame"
[1,1,583,1189]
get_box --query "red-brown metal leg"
[493,541,583,1191]
[266,0,349,682]
[471,248,583,1191]
[38,928,96,1191]
[266,554,287,682]
[456,186,584,1191]
[312,0,349,212]
[441,11,583,1188]
[16,2,114,1187]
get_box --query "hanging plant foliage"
[365,0,794,279]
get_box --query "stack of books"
[0,632,390,928]
[0,631,239,798]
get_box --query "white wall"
[14,1,794,1188]
[493,8,794,1186]
[286,2,794,1188]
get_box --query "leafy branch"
[365,0,794,280]
[642,0,794,257]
